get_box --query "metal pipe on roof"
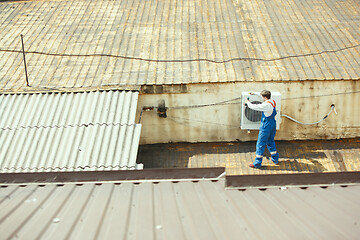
[20,34,30,87]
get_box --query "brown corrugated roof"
[0,0,359,91]
[0,175,359,239]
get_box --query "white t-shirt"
[247,99,276,117]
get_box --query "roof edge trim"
[0,167,225,184]
[226,171,360,188]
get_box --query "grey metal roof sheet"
[0,0,359,90]
[0,179,359,239]
[0,90,142,172]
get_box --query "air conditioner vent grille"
[245,101,262,122]
[240,92,281,130]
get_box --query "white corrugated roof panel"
[0,91,138,129]
[0,91,142,172]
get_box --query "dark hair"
[260,90,271,99]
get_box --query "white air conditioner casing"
[240,92,281,130]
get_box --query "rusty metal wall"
[0,0,359,90]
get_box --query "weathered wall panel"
[137,80,360,144]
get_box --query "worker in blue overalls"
[245,90,279,168]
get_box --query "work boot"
[249,163,261,169]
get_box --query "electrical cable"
[1,42,359,63]
[139,90,358,126]
[149,90,360,110]
[282,90,360,100]
[281,105,337,125]
[169,97,241,109]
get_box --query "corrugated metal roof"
[0,90,142,172]
[0,0,359,90]
[0,179,359,239]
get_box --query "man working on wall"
[245,90,279,168]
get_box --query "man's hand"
[245,98,250,105]
[249,92,254,95]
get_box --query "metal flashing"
[226,171,360,188]
[0,168,226,184]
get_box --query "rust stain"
[331,151,347,171]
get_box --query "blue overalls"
[253,100,279,168]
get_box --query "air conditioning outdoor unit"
[240,92,281,130]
